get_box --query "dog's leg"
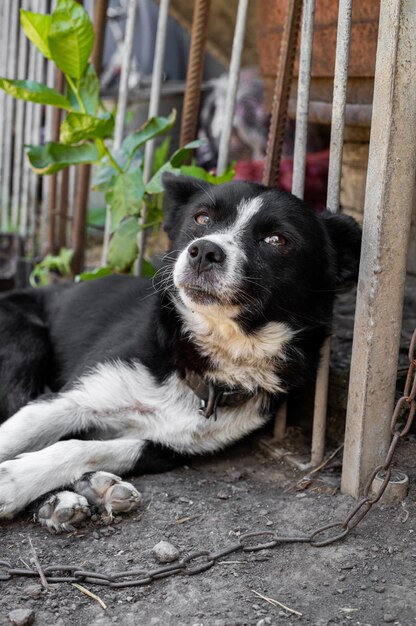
[0,438,145,519]
[0,361,158,462]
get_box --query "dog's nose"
[187,240,226,273]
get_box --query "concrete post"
[341,0,416,497]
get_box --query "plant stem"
[96,138,123,174]
[66,75,86,114]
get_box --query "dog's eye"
[194,212,211,226]
[263,234,287,247]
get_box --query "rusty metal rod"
[179,0,211,147]
[47,70,65,255]
[71,0,108,274]
[310,0,352,468]
[262,0,302,187]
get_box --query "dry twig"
[28,537,49,590]
[72,583,107,609]
[252,589,303,617]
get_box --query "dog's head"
[162,173,361,333]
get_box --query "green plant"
[0,0,234,282]
[29,247,73,287]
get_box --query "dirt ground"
[1,434,415,626]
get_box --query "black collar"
[183,369,255,420]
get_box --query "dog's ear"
[321,212,362,284]
[162,173,212,240]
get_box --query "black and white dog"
[0,175,361,532]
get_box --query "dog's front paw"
[37,491,91,533]
[73,471,142,516]
[0,459,33,518]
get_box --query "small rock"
[217,491,229,500]
[23,584,42,598]
[152,540,180,563]
[266,520,273,527]
[383,614,396,623]
[8,608,35,626]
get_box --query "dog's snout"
[187,240,226,273]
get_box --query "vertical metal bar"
[101,0,136,265]
[21,0,38,241]
[179,0,211,147]
[216,0,249,176]
[262,0,302,187]
[41,53,56,253]
[0,0,11,230]
[341,0,416,497]
[143,0,170,184]
[2,2,19,229]
[292,0,315,199]
[326,0,352,214]
[136,0,170,273]
[47,71,65,254]
[113,0,137,149]
[72,0,108,274]
[310,0,352,468]
[263,0,302,442]
[12,0,30,232]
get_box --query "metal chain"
[2,329,415,588]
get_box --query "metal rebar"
[262,0,302,187]
[216,0,249,176]
[101,0,136,266]
[179,0,211,147]
[72,0,108,274]
[47,71,65,254]
[40,53,56,253]
[136,0,170,274]
[341,0,416,497]
[310,0,352,468]
[292,0,315,200]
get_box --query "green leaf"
[68,64,100,115]
[153,137,170,175]
[169,140,201,168]
[141,259,156,278]
[30,247,73,287]
[0,78,71,109]
[92,165,117,193]
[20,10,52,60]
[180,162,236,184]
[107,217,140,271]
[145,162,179,195]
[76,266,113,282]
[144,141,201,194]
[122,110,177,157]
[48,0,94,79]
[105,169,145,232]
[60,112,114,144]
[26,141,99,174]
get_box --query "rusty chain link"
[1,329,415,588]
